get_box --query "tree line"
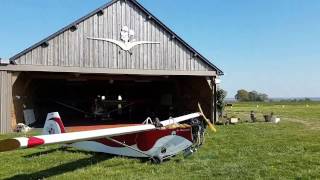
[235,89,268,102]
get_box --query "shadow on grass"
[23,147,99,158]
[5,149,118,180]
[23,147,69,158]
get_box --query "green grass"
[1,102,320,179]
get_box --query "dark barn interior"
[12,72,212,128]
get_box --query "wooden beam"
[213,77,218,123]
[11,72,20,86]
[28,72,176,82]
[0,65,217,77]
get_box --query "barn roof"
[9,0,223,75]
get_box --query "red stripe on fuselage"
[94,127,193,151]
[54,117,66,133]
[96,134,138,148]
[137,128,193,151]
[27,137,45,148]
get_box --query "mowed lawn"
[0,102,320,179]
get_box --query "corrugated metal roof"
[9,0,223,75]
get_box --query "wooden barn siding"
[0,71,13,133]
[14,1,211,72]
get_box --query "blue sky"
[0,0,319,98]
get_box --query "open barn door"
[11,72,214,129]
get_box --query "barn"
[0,0,223,133]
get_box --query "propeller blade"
[198,103,217,132]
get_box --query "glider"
[0,109,215,163]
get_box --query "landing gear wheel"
[151,156,163,164]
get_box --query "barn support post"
[0,71,13,133]
[11,72,21,129]
[213,76,218,123]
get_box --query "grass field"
[0,102,319,179]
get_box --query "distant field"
[0,102,319,179]
[227,101,320,129]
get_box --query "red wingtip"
[27,137,45,148]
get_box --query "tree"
[217,88,227,117]
[235,89,249,101]
[259,93,269,101]
[235,89,269,102]
[248,91,259,101]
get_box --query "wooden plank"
[159,28,164,69]
[89,16,95,68]
[64,31,69,66]
[139,10,144,69]
[126,1,131,69]
[147,19,152,69]
[163,33,168,70]
[0,65,217,76]
[167,34,172,70]
[182,47,187,71]
[30,49,35,65]
[118,1,124,69]
[107,5,113,68]
[98,12,104,68]
[131,4,137,69]
[113,1,121,68]
[20,55,26,65]
[172,39,177,70]
[7,72,12,131]
[84,19,90,68]
[151,21,155,69]
[178,42,182,70]
[47,38,53,66]
[129,2,134,69]
[41,45,46,65]
[93,14,99,68]
[68,28,74,67]
[74,22,79,67]
[0,71,12,133]
[26,49,32,64]
[173,40,177,70]
[53,37,59,66]
[78,22,84,67]
[186,49,190,71]
[37,47,41,65]
[110,3,115,68]
[58,33,64,66]
[133,7,140,69]
[102,8,108,68]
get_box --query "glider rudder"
[42,112,66,135]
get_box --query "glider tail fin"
[42,112,66,135]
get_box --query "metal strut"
[105,137,156,160]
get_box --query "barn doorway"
[12,72,212,128]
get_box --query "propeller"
[198,103,217,132]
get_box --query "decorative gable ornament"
[88,26,160,52]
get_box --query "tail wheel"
[151,156,163,164]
